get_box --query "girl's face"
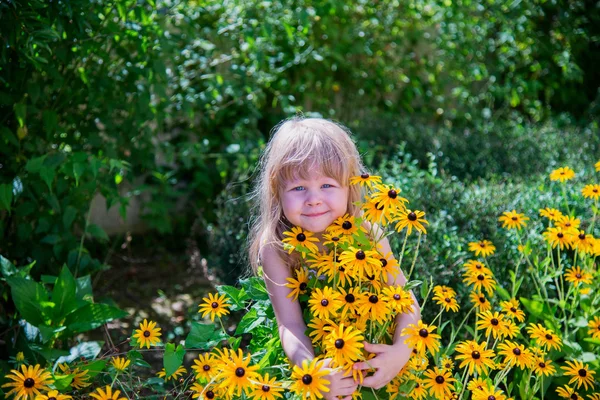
[280,168,349,233]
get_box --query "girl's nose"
[306,191,322,206]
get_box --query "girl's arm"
[354,234,421,389]
[261,245,314,366]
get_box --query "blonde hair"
[247,117,364,273]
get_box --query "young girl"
[248,117,421,399]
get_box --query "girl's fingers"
[353,359,378,371]
[363,342,387,353]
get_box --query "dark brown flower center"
[510,307,516,312]
[479,297,486,303]
[235,367,245,377]
[203,365,210,371]
[332,236,339,242]
[299,282,308,291]
[48,398,57,400]
[376,202,384,211]
[211,302,219,309]
[435,375,444,384]
[579,233,586,239]
[571,394,578,400]
[206,391,215,399]
[578,368,587,377]
[342,221,352,230]
[380,258,388,267]
[477,274,484,281]
[476,264,482,269]
[491,318,499,326]
[419,328,429,338]
[471,351,480,359]
[143,330,151,337]
[557,232,564,238]
[576,273,582,279]
[335,339,345,349]
[511,216,517,221]
[488,396,496,400]
[302,374,313,385]
[539,362,546,368]
[545,334,552,340]
[393,294,401,300]
[24,378,35,388]
[512,348,521,355]
[369,295,378,304]
[355,250,366,260]
[345,294,355,303]
[262,385,270,392]
[361,173,370,179]
[408,212,417,221]
[444,298,451,303]
[321,299,329,307]
[296,233,306,242]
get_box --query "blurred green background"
[1,0,599,322]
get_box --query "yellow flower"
[192,353,218,381]
[338,287,362,319]
[565,266,593,286]
[468,240,496,257]
[542,227,572,250]
[132,319,162,349]
[111,356,130,372]
[338,247,381,279]
[463,260,492,276]
[588,316,600,339]
[422,367,455,399]
[34,390,72,400]
[454,340,495,375]
[596,160,600,172]
[556,385,580,399]
[16,352,25,362]
[157,365,187,381]
[402,320,441,356]
[497,341,533,369]
[539,207,563,221]
[251,373,284,400]
[562,360,596,390]
[433,293,460,312]
[472,386,507,400]
[290,358,330,400]
[393,210,428,235]
[282,226,320,256]
[531,357,556,377]
[498,210,529,230]
[500,299,525,322]
[324,324,365,366]
[571,230,594,254]
[582,184,600,200]
[370,184,408,213]
[285,267,310,301]
[362,197,394,226]
[469,291,492,312]
[308,287,343,320]
[327,214,367,237]
[550,166,575,182]
[2,364,53,400]
[217,349,261,397]
[56,363,91,389]
[350,173,382,188]
[357,292,390,325]
[555,215,581,233]
[198,293,231,321]
[463,272,496,296]
[307,318,336,345]
[382,285,414,314]
[89,385,127,400]
[476,311,506,339]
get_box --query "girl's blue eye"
[322,184,332,188]
[293,186,305,191]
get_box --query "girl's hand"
[352,342,411,389]
[322,358,358,400]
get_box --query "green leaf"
[42,110,58,135]
[404,280,422,292]
[14,103,26,127]
[6,277,49,326]
[520,297,543,319]
[87,224,109,241]
[0,125,19,146]
[40,168,55,191]
[218,285,249,311]
[29,344,70,362]
[0,255,18,277]
[496,285,511,301]
[185,322,227,350]
[54,374,74,391]
[63,206,77,229]
[52,265,79,321]
[76,275,93,301]
[81,360,107,379]
[64,303,127,334]
[73,163,85,186]
[239,277,269,301]
[235,308,265,335]
[26,155,47,174]
[164,343,185,377]
[128,350,152,368]
[0,184,13,211]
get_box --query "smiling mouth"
[303,211,329,217]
